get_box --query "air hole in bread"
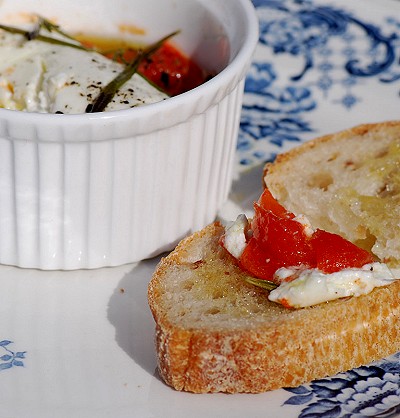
[248,306,262,314]
[344,160,362,171]
[205,307,221,315]
[377,183,390,197]
[354,231,376,254]
[374,147,389,159]
[181,280,195,291]
[327,153,338,162]
[307,172,333,191]
[212,289,224,299]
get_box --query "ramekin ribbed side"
[0,80,244,269]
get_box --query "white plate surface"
[3,0,400,417]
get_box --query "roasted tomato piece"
[138,43,206,96]
[101,42,207,96]
[237,187,374,282]
[311,229,374,273]
[258,188,294,219]
[251,203,315,267]
[239,200,315,281]
[239,237,282,281]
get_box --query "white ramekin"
[0,0,258,269]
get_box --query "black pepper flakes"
[160,72,169,87]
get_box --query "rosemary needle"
[243,276,278,291]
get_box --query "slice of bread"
[148,222,400,393]
[148,121,400,393]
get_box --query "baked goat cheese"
[269,262,398,308]
[222,214,249,258]
[0,27,168,113]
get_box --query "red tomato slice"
[258,188,294,219]
[251,203,315,267]
[239,202,315,281]
[311,229,374,273]
[239,237,282,281]
[138,43,206,96]
[92,41,208,97]
[236,187,374,283]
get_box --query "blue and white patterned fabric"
[238,0,400,169]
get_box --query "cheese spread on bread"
[223,213,398,308]
[269,262,398,308]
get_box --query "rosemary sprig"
[243,276,278,291]
[0,21,92,52]
[86,30,179,113]
[39,16,77,41]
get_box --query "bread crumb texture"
[264,121,400,267]
[148,222,400,393]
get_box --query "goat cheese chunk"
[269,262,398,308]
[222,214,249,259]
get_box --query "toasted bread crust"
[148,222,400,393]
[263,121,400,182]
